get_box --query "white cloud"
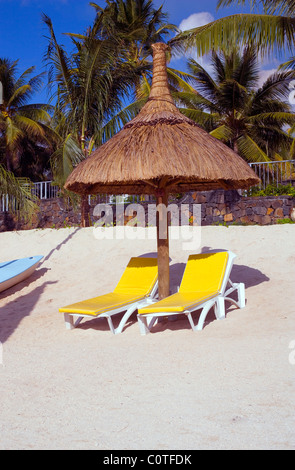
[171,12,215,62]
[178,12,214,32]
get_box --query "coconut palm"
[168,0,295,62]
[0,58,52,174]
[174,47,295,162]
[43,1,182,182]
[43,11,152,224]
[75,0,178,70]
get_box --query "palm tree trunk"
[6,148,11,172]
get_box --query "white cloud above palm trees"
[178,12,214,31]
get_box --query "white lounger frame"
[137,251,245,335]
[63,281,158,335]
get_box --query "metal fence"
[1,194,10,212]
[32,181,59,200]
[249,160,295,190]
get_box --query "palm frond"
[169,14,295,58]
[237,134,270,162]
[5,117,24,148]
[97,97,147,144]
[209,124,235,140]
[0,164,38,220]
[178,107,219,130]
[14,115,45,139]
[253,70,295,105]
[50,134,85,187]
[247,111,295,126]
[42,13,75,107]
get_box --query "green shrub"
[250,183,295,197]
[276,218,295,224]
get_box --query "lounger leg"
[237,283,245,308]
[106,316,116,334]
[215,296,225,320]
[64,314,84,329]
[186,300,215,331]
[197,300,216,330]
[64,313,75,329]
[113,306,136,335]
[224,282,246,309]
[137,315,150,335]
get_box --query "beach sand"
[0,225,294,450]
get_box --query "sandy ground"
[0,224,294,450]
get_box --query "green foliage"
[169,6,295,59]
[276,217,295,224]
[174,47,295,163]
[250,183,295,196]
[0,165,39,220]
[0,58,54,177]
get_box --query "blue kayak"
[0,255,43,293]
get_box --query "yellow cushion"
[114,257,158,295]
[138,291,218,314]
[138,252,229,315]
[59,292,145,316]
[179,252,228,294]
[59,257,158,316]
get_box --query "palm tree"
[0,58,52,174]
[64,0,180,123]
[77,0,178,71]
[43,11,151,224]
[174,47,295,162]
[78,1,195,141]
[168,0,295,63]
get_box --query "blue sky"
[0,0,278,103]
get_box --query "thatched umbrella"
[65,42,260,300]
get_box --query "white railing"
[1,194,10,212]
[32,181,59,199]
[249,160,295,189]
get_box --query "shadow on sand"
[0,228,81,343]
[40,227,81,265]
[0,280,57,344]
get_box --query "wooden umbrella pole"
[156,188,170,300]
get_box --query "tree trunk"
[6,147,11,172]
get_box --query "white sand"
[0,225,294,450]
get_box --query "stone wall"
[181,190,295,225]
[0,190,294,232]
[0,198,81,232]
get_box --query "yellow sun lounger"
[59,257,158,334]
[137,251,245,334]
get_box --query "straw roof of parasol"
[65,42,260,196]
